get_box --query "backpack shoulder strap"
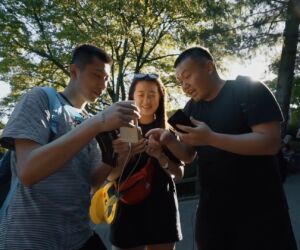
[229,75,253,127]
[0,150,18,221]
[41,86,63,135]
[234,75,251,104]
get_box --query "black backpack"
[0,151,11,206]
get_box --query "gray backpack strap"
[41,86,63,134]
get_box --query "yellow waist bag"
[89,182,118,224]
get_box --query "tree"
[0,0,244,119]
[275,0,299,133]
[227,0,299,134]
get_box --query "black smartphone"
[168,109,194,133]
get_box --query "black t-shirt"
[183,78,286,214]
[110,121,182,247]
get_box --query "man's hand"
[176,117,214,146]
[98,101,140,131]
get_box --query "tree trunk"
[276,0,299,135]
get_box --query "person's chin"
[191,93,200,102]
[91,92,102,102]
[141,110,154,117]
[89,95,99,103]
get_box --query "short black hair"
[174,46,213,68]
[70,44,112,69]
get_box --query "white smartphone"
[119,127,140,143]
[119,119,141,143]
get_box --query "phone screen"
[168,109,194,133]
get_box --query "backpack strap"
[41,86,63,134]
[0,87,63,221]
[232,75,252,127]
[0,177,19,221]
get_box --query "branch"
[145,53,178,63]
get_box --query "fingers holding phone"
[99,101,141,131]
[176,117,214,146]
[168,109,195,133]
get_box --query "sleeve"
[246,81,283,127]
[0,87,52,150]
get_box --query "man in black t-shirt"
[147,47,297,250]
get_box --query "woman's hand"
[113,137,147,159]
[145,128,176,145]
[145,135,163,159]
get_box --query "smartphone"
[119,126,142,143]
[168,109,194,133]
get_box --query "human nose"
[181,82,190,92]
[101,76,109,88]
[143,95,151,105]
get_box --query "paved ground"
[95,172,300,249]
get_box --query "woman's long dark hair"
[128,77,167,129]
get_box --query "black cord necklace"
[59,92,74,107]
[59,92,90,119]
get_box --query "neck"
[139,114,155,125]
[63,83,87,110]
[204,74,226,101]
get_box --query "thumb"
[190,116,202,126]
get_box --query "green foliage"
[0,0,244,119]
[267,76,300,130]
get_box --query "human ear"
[206,61,215,75]
[70,64,79,79]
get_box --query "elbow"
[183,152,197,164]
[17,164,36,187]
[267,145,281,155]
[18,172,35,187]
[174,172,183,182]
[265,138,281,155]
[173,166,184,182]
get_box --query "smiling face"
[133,80,160,118]
[175,57,215,102]
[71,57,111,103]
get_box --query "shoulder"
[18,87,49,108]
[233,75,270,91]
[232,76,275,101]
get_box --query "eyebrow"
[136,90,158,93]
[176,69,188,79]
[93,69,110,76]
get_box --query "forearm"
[157,153,184,181]
[91,163,113,189]
[17,116,105,186]
[106,152,132,181]
[107,164,123,181]
[165,138,196,164]
[209,131,281,155]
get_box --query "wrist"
[162,132,176,145]
[208,131,218,147]
[158,153,169,169]
[95,111,108,132]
